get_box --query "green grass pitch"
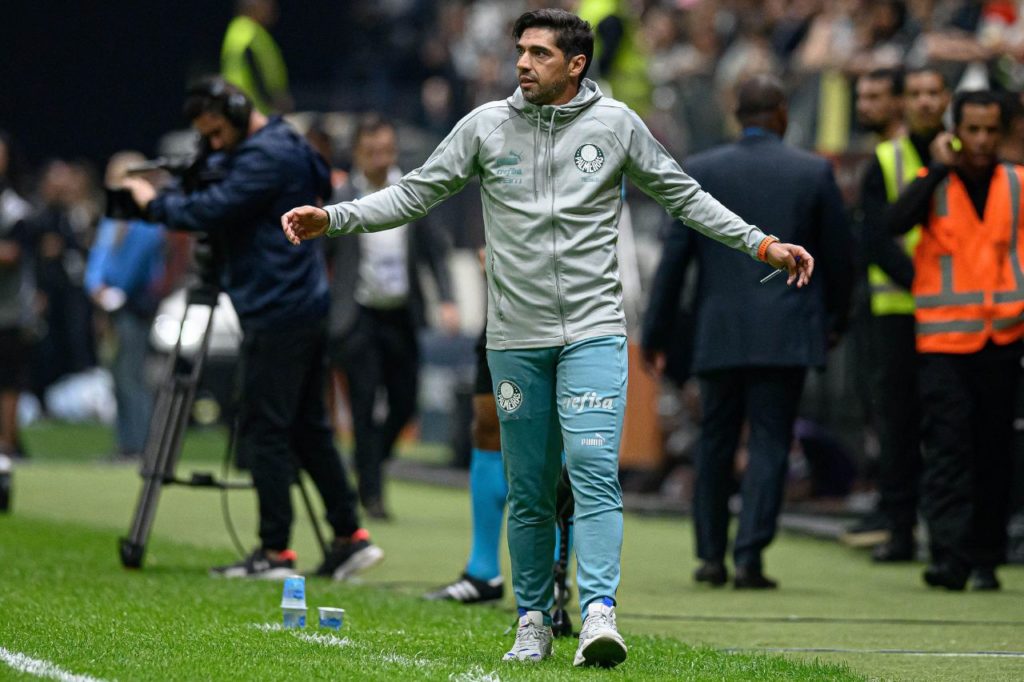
[1,423,1022,681]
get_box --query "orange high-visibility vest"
[913,163,1024,354]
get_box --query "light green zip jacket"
[325,80,769,350]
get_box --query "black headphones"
[186,77,253,132]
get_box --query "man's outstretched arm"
[282,108,490,244]
[621,110,814,287]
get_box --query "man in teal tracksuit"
[282,8,814,669]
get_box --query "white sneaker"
[573,601,627,668]
[502,611,553,663]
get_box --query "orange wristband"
[757,235,779,262]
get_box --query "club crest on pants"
[496,379,523,413]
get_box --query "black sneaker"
[315,539,384,580]
[969,567,1001,591]
[871,535,916,563]
[210,548,297,579]
[694,561,728,586]
[423,573,504,603]
[363,499,392,521]
[923,560,969,591]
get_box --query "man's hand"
[122,177,157,211]
[641,347,666,377]
[765,242,814,288]
[930,131,961,168]
[281,205,330,245]
[438,302,461,336]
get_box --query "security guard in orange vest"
[885,90,1022,592]
[857,67,950,563]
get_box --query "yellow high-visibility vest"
[869,136,922,316]
[576,0,651,116]
[221,16,288,115]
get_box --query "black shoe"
[423,572,504,603]
[694,561,728,586]
[733,566,778,589]
[363,499,392,521]
[315,538,384,580]
[923,561,969,591]
[969,567,1001,591]
[210,547,297,579]
[871,536,915,563]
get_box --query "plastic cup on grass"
[280,575,307,628]
[282,606,307,629]
[318,607,344,630]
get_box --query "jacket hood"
[247,117,332,201]
[507,78,603,129]
[507,78,604,198]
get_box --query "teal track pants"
[488,335,627,616]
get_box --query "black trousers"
[238,320,360,551]
[331,305,419,505]
[695,366,807,570]
[869,314,922,535]
[919,341,1022,569]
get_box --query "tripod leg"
[294,469,330,560]
[120,361,192,567]
[120,303,215,569]
[551,464,575,637]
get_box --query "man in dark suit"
[642,74,852,588]
[327,114,460,520]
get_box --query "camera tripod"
[119,280,329,569]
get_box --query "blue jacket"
[643,132,853,374]
[85,217,165,316]
[148,117,331,330]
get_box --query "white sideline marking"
[379,652,433,668]
[294,632,352,648]
[449,665,502,682]
[0,647,110,682]
[253,622,438,668]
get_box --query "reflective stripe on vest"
[869,137,922,316]
[913,163,1024,353]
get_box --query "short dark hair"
[861,67,904,96]
[183,76,253,130]
[513,9,593,81]
[904,65,948,90]
[735,74,786,125]
[352,113,395,147]
[952,89,1007,129]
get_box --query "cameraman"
[123,77,383,580]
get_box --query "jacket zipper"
[546,112,568,344]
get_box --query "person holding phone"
[884,89,1022,592]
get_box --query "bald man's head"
[735,74,788,134]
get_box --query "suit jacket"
[326,176,455,340]
[642,132,852,374]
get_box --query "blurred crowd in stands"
[2,0,1024,563]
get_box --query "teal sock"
[465,448,507,580]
